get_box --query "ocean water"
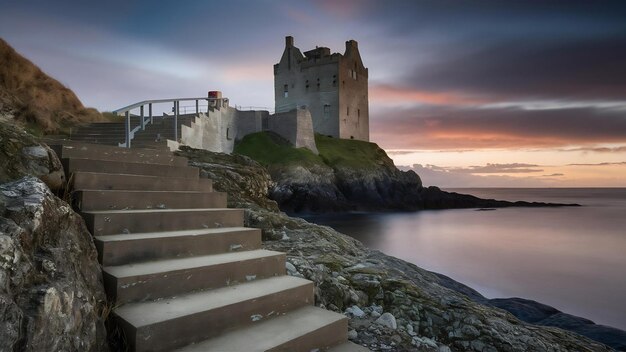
[304,188,626,331]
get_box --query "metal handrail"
[113,96,229,148]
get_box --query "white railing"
[112,97,228,148]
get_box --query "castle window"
[283,84,288,98]
[332,75,337,87]
[324,104,330,119]
[317,78,320,90]
[305,80,309,91]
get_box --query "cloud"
[400,164,555,188]
[370,84,485,106]
[560,146,626,153]
[452,163,543,174]
[408,35,626,101]
[371,105,626,149]
[567,162,626,167]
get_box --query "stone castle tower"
[274,36,369,141]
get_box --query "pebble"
[375,312,397,330]
[345,305,366,318]
[348,329,358,340]
[285,262,297,274]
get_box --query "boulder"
[0,123,65,192]
[0,176,107,351]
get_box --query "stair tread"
[105,249,283,278]
[115,276,311,327]
[175,306,348,352]
[95,226,254,242]
[83,207,232,214]
[72,171,209,182]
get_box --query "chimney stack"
[286,36,294,48]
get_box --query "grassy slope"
[234,131,324,167]
[0,38,103,134]
[234,131,393,170]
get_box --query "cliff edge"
[234,132,577,213]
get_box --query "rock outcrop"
[0,122,65,192]
[235,132,576,214]
[0,176,107,351]
[177,146,616,351]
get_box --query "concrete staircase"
[49,142,367,352]
[62,115,196,149]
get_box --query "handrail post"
[195,99,199,114]
[140,105,145,130]
[149,103,153,124]
[174,101,179,141]
[125,110,131,148]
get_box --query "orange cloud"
[222,63,272,82]
[369,84,485,106]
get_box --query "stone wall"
[179,107,237,153]
[176,106,318,154]
[268,108,318,154]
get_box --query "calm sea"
[304,188,626,331]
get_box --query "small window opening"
[283,84,288,98]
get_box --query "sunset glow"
[1,0,625,187]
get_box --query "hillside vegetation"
[0,38,104,134]
[234,132,394,170]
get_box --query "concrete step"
[82,208,244,236]
[50,144,187,166]
[329,342,372,352]
[65,137,121,144]
[95,227,261,266]
[104,249,286,304]
[175,306,349,352]
[63,158,199,178]
[76,190,226,211]
[72,172,212,192]
[115,276,314,352]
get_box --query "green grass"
[315,134,391,169]
[235,131,393,171]
[234,132,324,167]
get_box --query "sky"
[1,0,626,187]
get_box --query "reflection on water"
[305,188,626,330]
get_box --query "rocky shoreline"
[236,132,579,214]
[177,146,622,351]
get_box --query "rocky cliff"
[0,176,108,351]
[235,132,576,213]
[177,146,616,351]
[0,122,108,351]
